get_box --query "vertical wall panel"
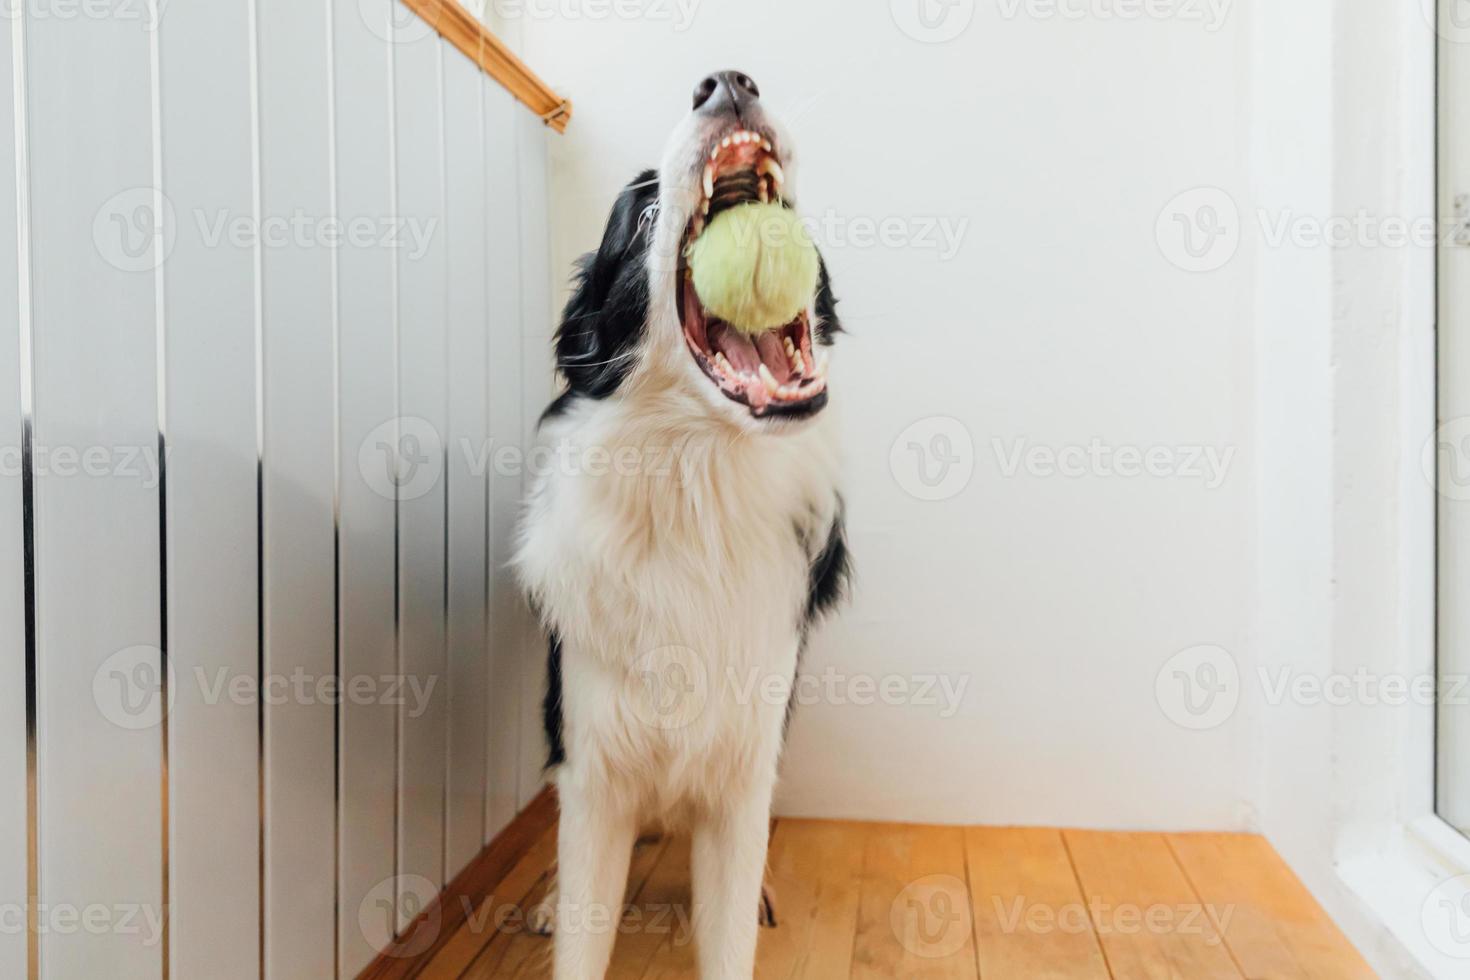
[332,0,400,974]
[25,10,163,980]
[0,13,29,980]
[484,81,524,839]
[156,1,261,977]
[515,111,551,808]
[12,0,554,971]
[257,0,338,975]
[393,9,449,923]
[443,46,490,875]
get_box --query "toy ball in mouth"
[684,201,820,335]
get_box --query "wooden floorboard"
[415,820,1374,980]
[965,827,1110,979]
[1063,830,1243,980]
[1166,833,1375,980]
[420,824,558,980]
[755,819,865,980]
[851,822,979,979]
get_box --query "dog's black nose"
[692,71,760,115]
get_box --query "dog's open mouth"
[677,129,828,419]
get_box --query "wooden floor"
[417,819,1376,979]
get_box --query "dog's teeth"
[758,363,780,395]
[721,136,732,149]
[757,157,785,187]
[762,138,773,152]
[702,164,715,200]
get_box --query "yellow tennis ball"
[686,203,819,334]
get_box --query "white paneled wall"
[1,1,551,977]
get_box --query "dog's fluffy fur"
[516,74,849,979]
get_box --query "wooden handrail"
[404,0,572,133]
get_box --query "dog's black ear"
[554,169,660,400]
[813,250,843,345]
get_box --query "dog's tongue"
[707,321,792,385]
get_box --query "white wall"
[511,0,1255,829]
[0,3,552,977]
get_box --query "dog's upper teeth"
[762,138,773,152]
[757,157,785,187]
[721,136,732,149]
[702,164,715,200]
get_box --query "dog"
[515,70,850,979]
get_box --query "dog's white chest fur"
[517,387,841,816]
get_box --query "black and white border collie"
[515,71,850,978]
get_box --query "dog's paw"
[759,885,777,929]
[526,886,556,937]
